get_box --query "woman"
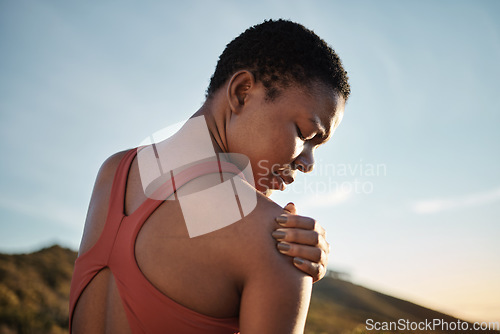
[70,19,350,333]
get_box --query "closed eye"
[296,125,306,141]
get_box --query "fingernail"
[271,230,286,240]
[293,258,304,265]
[277,242,290,252]
[276,216,287,225]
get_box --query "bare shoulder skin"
[73,151,311,333]
[137,170,313,332]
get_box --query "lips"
[270,170,295,191]
[278,171,295,185]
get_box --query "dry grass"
[1,246,497,334]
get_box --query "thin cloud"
[0,194,85,227]
[411,187,500,214]
[300,188,353,209]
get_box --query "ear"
[227,70,255,114]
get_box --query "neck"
[192,94,230,155]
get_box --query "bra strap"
[106,148,138,221]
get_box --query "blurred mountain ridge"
[0,245,497,334]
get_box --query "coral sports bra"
[69,148,240,333]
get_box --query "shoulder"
[188,173,309,284]
[89,148,139,194]
[78,148,134,255]
[96,149,134,181]
[87,149,132,202]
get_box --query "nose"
[293,147,315,173]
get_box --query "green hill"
[0,246,497,334]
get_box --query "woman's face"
[226,81,345,196]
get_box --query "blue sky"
[1,0,499,323]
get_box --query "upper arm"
[235,197,313,333]
[239,260,312,333]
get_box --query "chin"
[255,180,274,198]
[262,189,273,197]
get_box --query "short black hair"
[206,19,350,101]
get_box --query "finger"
[272,228,328,250]
[292,258,326,283]
[283,202,297,215]
[276,214,327,238]
[316,223,326,237]
[276,242,328,265]
[276,214,316,230]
